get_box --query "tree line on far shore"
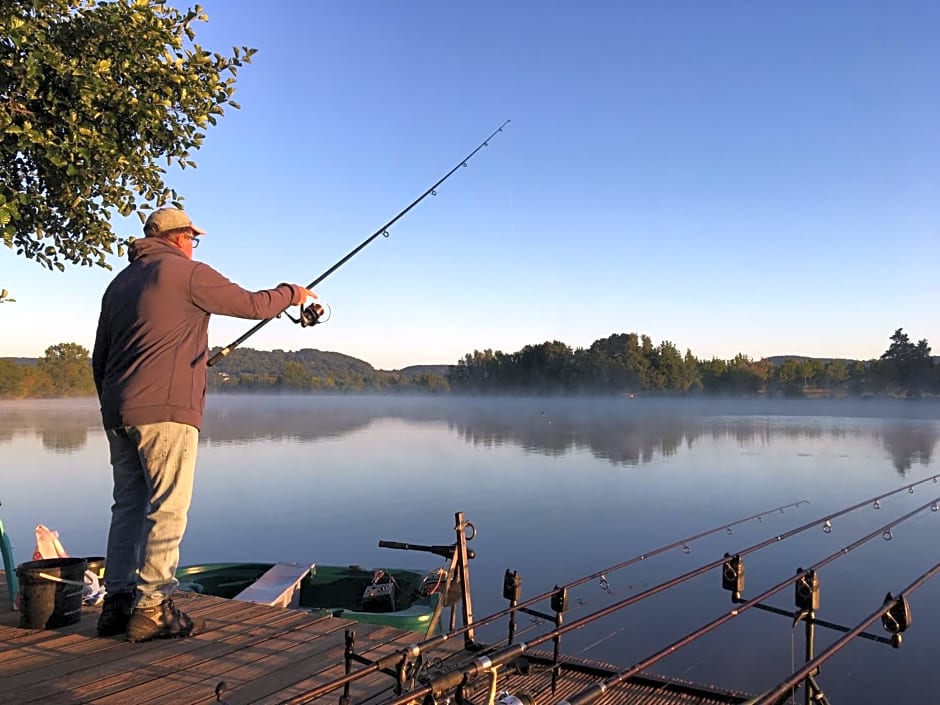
[0,343,96,399]
[449,328,937,398]
[0,344,449,399]
[0,328,935,400]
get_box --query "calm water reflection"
[2,395,939,701]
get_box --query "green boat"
[175,561,447,635]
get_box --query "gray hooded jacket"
[93,237,302,430]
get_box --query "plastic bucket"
[15,557,88,629]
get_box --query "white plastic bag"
[32,524,70,560]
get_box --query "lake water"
[2,395,940,702]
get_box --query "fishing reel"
[283,301,327,328]
[495,692,536,705]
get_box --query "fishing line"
[208,120,511,367]
[576,625,626,656]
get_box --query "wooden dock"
[0,571,752,704]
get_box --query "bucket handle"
[38,572,85,587]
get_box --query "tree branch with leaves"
[0,0,255,290]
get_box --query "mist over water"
[2,395,940,700]
[4,395,938,469]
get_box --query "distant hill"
[0,357,38,366]
[2,352,449,377]
[203,348,454,391]
[763,355,858,366]
[395,364,454,379]
[766,355,940,366]
[210,347,375,378]
[208,349,452,377]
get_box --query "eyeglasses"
[182,233,200,248]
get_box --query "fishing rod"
[207,120,511,367]
[379,475,940,705]
[277,499,808,705]
[557,494,940,705]
[748,558,940,705]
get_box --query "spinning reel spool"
[283,301,327,328]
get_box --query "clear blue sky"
[2,1,938,369]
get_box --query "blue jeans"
[104,422,198,609]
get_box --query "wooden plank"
[0,619,91,653]
[0,593,234,673]
[63,603,326,704]
[149,624,413,705]
[265,629,442,705]
[192,624,471,705]
[88,612,358,705]
[0,592,332,705]
[0,598,260,701]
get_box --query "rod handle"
[378,540,475,560]
[207,347,231,368]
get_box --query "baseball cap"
[143,207,207,236]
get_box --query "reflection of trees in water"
[0,402,100,455]
[0,398,374,450]
[0,397,937,475]
[201,404,371,445]
[881,424,936,476]
[452,413,695,466]
[582,420,688,465]
[38,426,89,453]
[446,406,940,474]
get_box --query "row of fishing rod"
[275,473,940,705]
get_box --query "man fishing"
[92,206,315,642]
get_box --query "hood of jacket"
[127,236,188,262]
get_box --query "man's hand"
[293,286,317,305]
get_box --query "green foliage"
[205,347,449,394]
[3,330,937,399]
[451,334,717,395]
[880,328,936,397]
[0,358,27,395]
[415,373,450,393]
[37,342,95,395]
[276,361,312,390]
[448,330,939,398]
[0,341,94,397]
[40,341,90,363]
[0,0,255,273]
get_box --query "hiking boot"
[97,591,136,637]
[125,598,203,642]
